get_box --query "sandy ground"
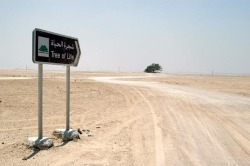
[0,70,249,165]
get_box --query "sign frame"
[32,28,81,66]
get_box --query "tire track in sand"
[91,76,166,165]
[131,87,166,166]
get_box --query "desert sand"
[0,70,249,165]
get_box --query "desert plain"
[0,69,249,165]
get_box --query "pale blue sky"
[0,0,249,74]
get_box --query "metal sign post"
[38,64,43,139]
[29,28,81,148]
[66,65,70,130]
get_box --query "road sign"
[33,28,81,66]
[30,29,82,146]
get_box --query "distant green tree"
[144,63,162,73]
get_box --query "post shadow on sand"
[55,140,69,147]
[23,148,40,160]
[24,141,70,160]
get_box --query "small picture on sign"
[38,36,49,57]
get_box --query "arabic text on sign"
[50,40,75,50]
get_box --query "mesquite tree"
[144,63,162,73]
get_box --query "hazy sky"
[0,0,250,74]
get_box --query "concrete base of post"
[27,137,53,150]
[53,129,80,141]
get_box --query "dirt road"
[0,71,249,165]
[92,76,250,165]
